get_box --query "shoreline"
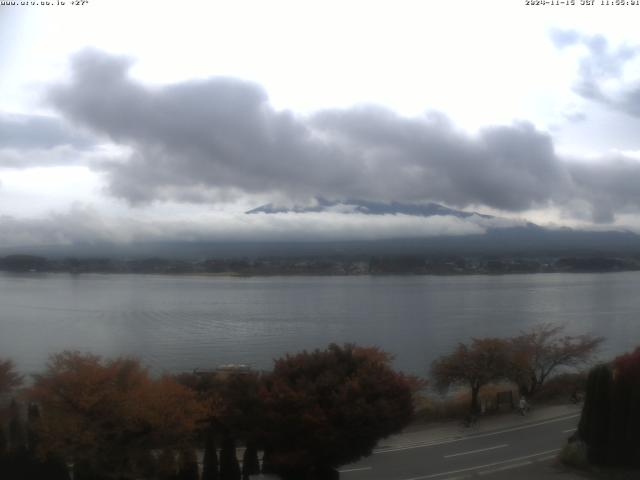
[2,269,639,278]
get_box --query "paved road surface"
[339,412,581,480]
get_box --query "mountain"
[1,201,638,261]
[243,199,640,257]
[246,199,493,219]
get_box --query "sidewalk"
[376,403,582,452]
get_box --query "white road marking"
[399,448,561,480]
[375,414,579,454]
[563,427,577,433]
[339,466,372,473]
[444,444,508,459]
[478,460,532,475]
[535,454,558,462]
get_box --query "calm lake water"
[1,272,638,377]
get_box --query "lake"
[1,272,638,378]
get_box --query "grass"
[413,383,519,424]
[559,441,589,470]
[412,373,587,424]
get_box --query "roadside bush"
[533,372,587,404]
[577,347,640,468]
[413,393,469,423]
[559,441,589,470]
[414,383,518,423]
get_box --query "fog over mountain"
[246,198,493,219]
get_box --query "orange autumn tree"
[431,338,511,415]
[260,344,419,479]
[1,358,24,465]
[28,351,204,479]
[0,359,23,395]
[507,323,603,397]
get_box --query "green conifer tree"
[202,430,219,480]
[0,426,7,458]
[8,399,26,452]
[261,447,275,474]
[219,435,241,480]
[178,447,199,480]
[158,449,178,480]
[241,441,260,479]
[607,347,640,467]
[578,364,612,465]
[26,403,40,454]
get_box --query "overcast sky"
[2,0,640,246]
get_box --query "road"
[339,413,580,480]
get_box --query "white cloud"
[0,207,487,247]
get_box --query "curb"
[375,409,581,454]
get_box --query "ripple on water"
[2,272,640,375]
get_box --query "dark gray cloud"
[550,29,640,117]
[0,112,98,168]
[48,50,358,203]
[567,158,640,223]
[0,112,92,150]
[311,108,566,211]
[43,49,640,223]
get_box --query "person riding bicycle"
[518,395,529,415]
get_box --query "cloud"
[549,29,580,49]
[40,49,640,224]
[311,108,567,211]
[550,29,640,117]
[561,110,586,124]
[0,112,102,168]
[0,145,115,169]
[0,206,487,247]
[566,157,640,223]
[47,50,569,211]
[0,112,92,150]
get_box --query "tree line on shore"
[2,253,639,276]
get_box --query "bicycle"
[462,413,479,428]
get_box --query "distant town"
[2,253,640,276]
